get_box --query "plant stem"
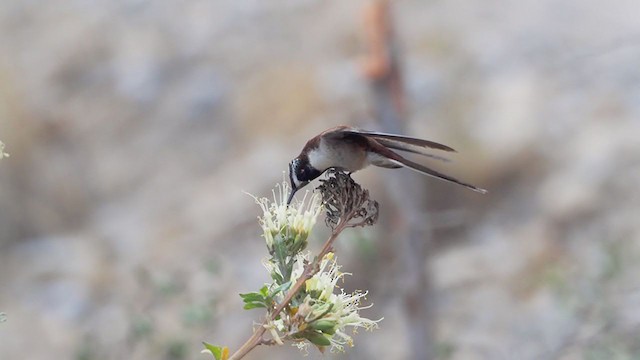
[227,328,265,360]
[228,220,350,360]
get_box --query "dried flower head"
[317,169,379,230]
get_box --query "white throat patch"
[306,147,332,172]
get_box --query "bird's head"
[287,156,322,204]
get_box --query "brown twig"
[361,2,435,359]
[361,0,406,127]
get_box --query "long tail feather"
[390,157,487,194]
[369,142,486,193]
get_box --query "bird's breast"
[308,138,368,172]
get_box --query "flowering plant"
[203,170,381,359]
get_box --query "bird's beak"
[287,161,299,205]
[286,186,297,205]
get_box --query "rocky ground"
[1,1,639,359]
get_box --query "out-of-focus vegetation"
[1,1,639,359]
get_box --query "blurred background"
[1,0,640,359]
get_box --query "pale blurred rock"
[474,69,541,163]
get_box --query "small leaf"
[309,319,337,334]
[239,292,265,303]
[243,302,267,310]
[305,331,331,347]
[271,281,291,296]
[259,285,269,297]
[271,272,284,284]
[202,342,229,360]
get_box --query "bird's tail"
[391,157,487,194]
[370,146,487,194]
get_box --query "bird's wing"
[375,139,451,162]
[321,127,454,160]
[339,129,456,152]
[319,127,485,193]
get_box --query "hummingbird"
[287,125,487,204]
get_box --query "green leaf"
[202,342,229,360]
[270,271,284,284]
[239,292,265,303]
[243,302,267,310]
[259,285,269,297]
[305,331,331,347]
[309,319,337,334]
[271,281,291,296]
[274,237,287,260]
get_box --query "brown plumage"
[287,125,486,204]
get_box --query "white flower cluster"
[295,253,381,352]
[250,181,321,252]
[246,180,380,354]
